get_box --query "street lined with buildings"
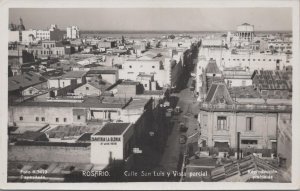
[7,17,292,183]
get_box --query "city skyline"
[9,8,292,31]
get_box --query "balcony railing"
[199,103,292,113]
[199,147,276,157]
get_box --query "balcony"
[199,103,292,113]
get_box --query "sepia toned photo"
[1,0,300,190]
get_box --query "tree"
[168,34,175,39]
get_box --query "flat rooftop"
[94,123,131,136]
[12,96,129,109]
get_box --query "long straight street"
[159,76,200,173]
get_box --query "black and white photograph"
[1,0,299,190]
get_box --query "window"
[56,118,59,122]
[145,84,147,87]
[242,59,245,61]
[64,118,67,122]
[263,59,265,61]
[269,59,272,61]
[261,90,268,96]
[129,65,132,68]
[248,59,250,61]
[152,66,155,68]
[241,140,257,144]
[36,117,39,121]
[246,117,253,131]
[77,115,81,120]
[258,59,260,61]
[217,116,227,130]
[19,116,23,121]
[253,59,256,61]
[41,117,45,122]
[242,80,246,86]
[86,87,89,90]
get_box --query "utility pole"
[237,132,241,160]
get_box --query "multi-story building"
[198,82,292,153]
[36,29,50,40]
[223,66,253,87]
[9,24,65,43]
[230,23,255,47]
[27,41,66,58]
[236,23,255,42]
[66,26,80,39]
[118,48,188,89]
[267,39,292,54]
[195,44,290,97]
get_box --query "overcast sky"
[9,8,292,31]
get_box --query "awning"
[214,141,229,148]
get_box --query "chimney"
[151,81,157,91]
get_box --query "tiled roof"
[8,72,47,92]
[17,131,48,141]
[94,123,131,135]
[205,84,218,102]
[61,71,87,78]
[77,133,93,142]
[252,70,292,90]
[228,86,261,99]
[205,60,220,74]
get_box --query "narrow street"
[159,76,200,172]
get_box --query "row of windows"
[217,116,253,131]
[43,44,55,48]
[270,46,292,49]
[222,58,281,62]
[269,43,291,46]
[129,65,156,69]
[19,116,81,122]
[33,50,63,55]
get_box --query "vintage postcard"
[0,0,299,190]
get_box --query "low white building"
[118,57,172,88]
[90,123,134,165]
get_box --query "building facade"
[67,26,80,39]
[198,83,292,152]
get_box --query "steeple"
[18,17,25,31]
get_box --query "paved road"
[159,77,200,172]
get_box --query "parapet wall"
[8,145,91,163]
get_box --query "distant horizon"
[79,29,292,32]
[9,8,292,31]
